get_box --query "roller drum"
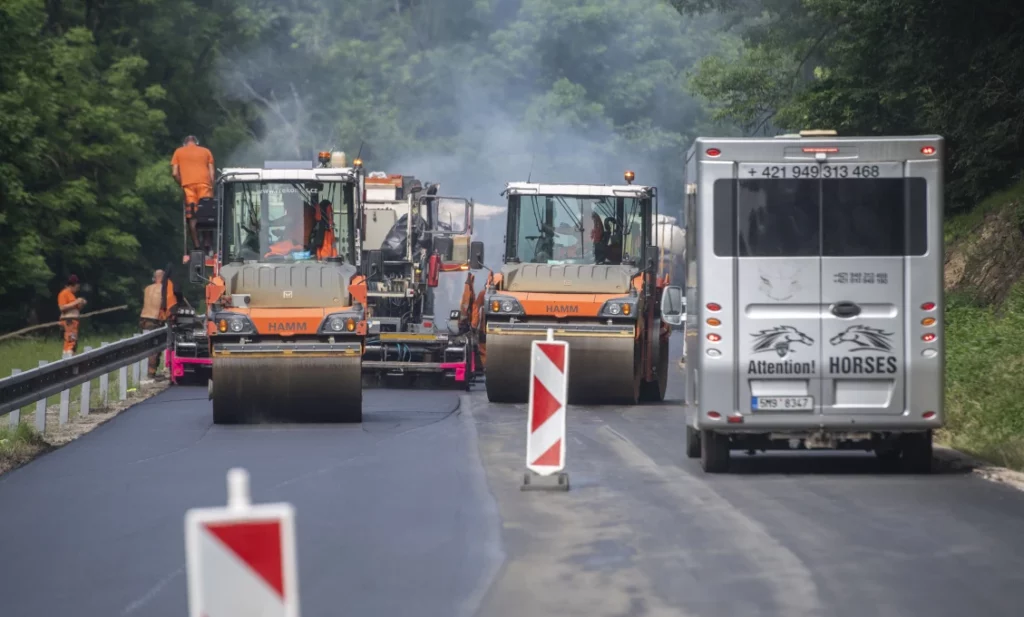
[485,332,640,405]
[212,355,362,424]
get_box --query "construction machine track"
[211,354,362,424]
[484,332,640,405]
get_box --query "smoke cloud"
[214,0,725,318]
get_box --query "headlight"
[600,298,637,318]
[214,312,255,334]
[320,310,364,334]
[486,295,525,315]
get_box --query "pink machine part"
[438,351,477,383]
[167,349,212,384]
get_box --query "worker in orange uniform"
[140,269,177,379]
[171,135,215,254]
[57,275,86,359]
[310,199,337,260]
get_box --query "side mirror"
[660,285,684,326]
[363,249,384,279]
[189,250,206,283]
[470,241,485,270]
[433,236,454,262]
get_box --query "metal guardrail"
[1,328,170,429]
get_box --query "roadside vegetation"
[0,325,158,474]
[942,181,1024,470]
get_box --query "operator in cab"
[265,197,312,257]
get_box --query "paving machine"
[479,170,684,405]
[188,150,370,423]
[359,172,485,387]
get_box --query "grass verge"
[941,283,1024,471]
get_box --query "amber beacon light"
[624,170,635,184]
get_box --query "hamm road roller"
[481,170,684,405]
[189,151,370,424]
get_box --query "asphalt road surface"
[2,333,1024,616]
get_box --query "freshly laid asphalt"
[2,333,1024,616]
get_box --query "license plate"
[751,396,814,411]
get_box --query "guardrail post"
[35,361,47,433]
[59,387,70,426]
[9,369,21,427]
[80,347,92,417]
[119,366,128,401]
[133,358,141,389]
[99,342,110,405]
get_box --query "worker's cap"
[67,274,80,285]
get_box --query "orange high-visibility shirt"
[171,143,215,187]
[57,287,79,319]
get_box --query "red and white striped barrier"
[523,329,570,491]
[185,468,301,617]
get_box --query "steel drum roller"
[485,332,640,405]
[212,355,362,424]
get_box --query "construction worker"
[266,198,313,257]
[140,269,177,379]
[310,199,337,260]
[171,135,215,254]
[57,275,86,359]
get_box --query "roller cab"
[198,154,369,424]
[484,175,683,405]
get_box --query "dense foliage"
[674,0,1024,214]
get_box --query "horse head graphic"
[829,325,894,352]
[751,326,815,357]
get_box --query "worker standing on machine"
[57,275,85,359]
[140,269,176,379]
[170,135,215,254]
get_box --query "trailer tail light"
[706,148,721,157]
[706,302,721,312]
[706,318,721,327]
[802,147,839,153]
[921,317,936,326]
[707,333,721,342]
[921,146,936,155]
[921,302,936,311]
[727,414,744,424]
[923,411,937,419]
[922,333,936,342]
[707,411,721,420]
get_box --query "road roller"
[190,150,370,424]
[480,171,684,405]
[359,172,486,388]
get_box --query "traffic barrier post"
[9,370,21,427]
[80,346,92,416]
[185,468,300,617]
[522,328,570,491]
[35,361,46,432]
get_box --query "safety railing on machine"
[0,328,170,432]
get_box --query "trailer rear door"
[728,162,921,417]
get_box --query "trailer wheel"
[685,425,701,458]
[900,431,933,474]
[700,430,730,473]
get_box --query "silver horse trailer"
[683,131,944,473]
